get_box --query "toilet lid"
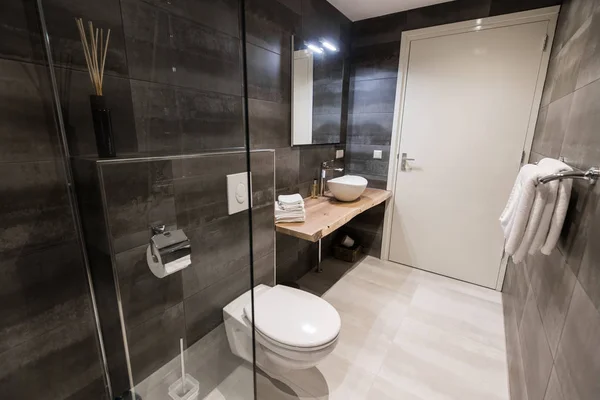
[243,285,341,349]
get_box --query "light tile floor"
[205,256,509,400]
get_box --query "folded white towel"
[538,158,572,255]
[279,203,305,212]
[503,164,545,256]
[275,202,305,222]
[278,194,304,205]
[276,217,305,223]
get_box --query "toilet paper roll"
[341,235,355,248]
[146,246,191,278]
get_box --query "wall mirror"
[292,35,345,145]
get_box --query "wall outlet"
[227,172,252,215]
[335,149,344,159]
[373,150,383,159]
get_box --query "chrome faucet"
[320,160,344,196]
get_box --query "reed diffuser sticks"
[75,18,111,95]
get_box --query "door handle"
[401,153,415,171]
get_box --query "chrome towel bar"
[539,166,600,185]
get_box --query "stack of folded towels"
[275,194,306,223]
[500,158,573,263]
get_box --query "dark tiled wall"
[0,2,106,399]
[248,0,350,282]
[344,0,562,256]
[502,1,600,399]
[74,151,275,390]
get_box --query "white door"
[389,21,548,288]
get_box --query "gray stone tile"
[578,195,600,313]
[250,151,276,208]
[254,251,276,286]
[122,0,242,95]
[312,112,342,144]
[246,0,299,55]
[518,289,554,400]
[0,59,58,162]
[350,42,400,82]
[0,161,76,259]
[313,82,343,116]
[346,144,390,178]
[116,244,184,329]
[502,262,528,400]
[184,265,253,345]
[101,159,176,253]
[347,113,394,146]
[0,241,89,354]
[544,368,565,400]
[557,179,599,276]
[173,153,246,231]
[576,6,600,89]
[183,211,251,298]
[554,282,600,400]
[349,78,397,114]
[548,16,591,103]
[248,98,291,149]
[351,12,408,48]
[127,302,186,385]
[0,299,104,399]
[502,259,530,330]
[561,57,600,171]
[139,0,240,38]
[247,43,290,103]
[178,87,244,152]
[298,145,338,184]
[551,0,597,55]
[275,147,300,191]
[526,250,577,356]
[532,94,572,159]
[130,80,182,154]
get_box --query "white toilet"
[223,284,341,376]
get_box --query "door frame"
[380,6,560,290]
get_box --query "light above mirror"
[320,40,338,52]
[306,43,324,54]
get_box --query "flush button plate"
[227,172,252,215]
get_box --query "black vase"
[90,95,116,158]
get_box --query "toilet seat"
[243,285,341,351]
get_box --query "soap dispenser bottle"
[311,179,318,199]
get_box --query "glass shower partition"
[33,0,268,398]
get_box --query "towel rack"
[539,166,600,185]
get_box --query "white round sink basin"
[327,175,368,202]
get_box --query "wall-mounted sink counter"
[275,188,392,242]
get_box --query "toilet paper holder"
[147,225,192,278]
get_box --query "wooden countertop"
[275,188,392,242]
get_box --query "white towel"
[528,158,567,255]
[279,203,305,212]
[500,167,526,238]
[538,158,572,255]
[513,180,550,263]
[502,164,545,255]
[278,194,304,205]
[275,202,305,223]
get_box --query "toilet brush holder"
[168,374,199,400]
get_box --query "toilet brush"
[168,338,199,400]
